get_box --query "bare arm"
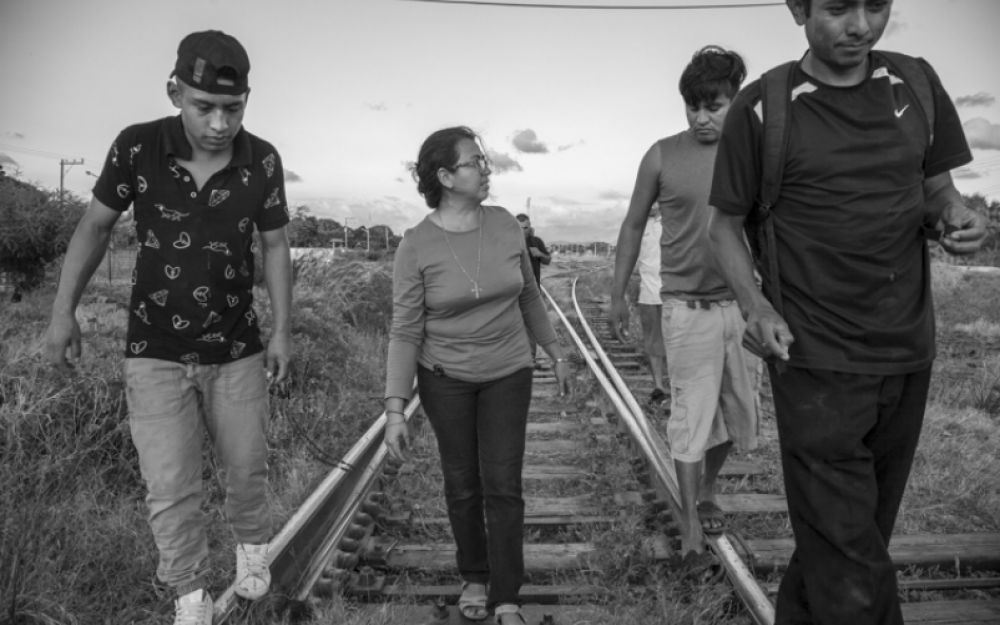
[260,226,293,382]
[45,198,121,366]
[923,171,987,255]
[708,207,793,361]
[532,238,552,265]
[609,145,660,343]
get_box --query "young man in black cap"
[45,30,292,625]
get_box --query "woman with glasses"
[383,126,570,624]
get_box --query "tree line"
[2,171,998,301]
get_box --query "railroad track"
[212,269,1000,624]
[576,284,1000,625]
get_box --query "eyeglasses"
[452,154,491,174]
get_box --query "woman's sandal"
[458,581,489,621]
[494,603,527,624]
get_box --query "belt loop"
[185,364,196,379]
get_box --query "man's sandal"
[458,581,489,621]
[696,500,728,536]
[494,603,527,624]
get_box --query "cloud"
[557,140,585,152]
[952,166,981,180]
[1,131,25,140]
[511,129,549,154]
[486,150,522,174]
[364,101,387,111]
[598,189,630,202]
[963,118,1000,150]
[284,168,303,183]
[538,204,628,243]
[955,92,996,108]
[288,195,427,235]
[0,153,19,166]
[543,195,587,207]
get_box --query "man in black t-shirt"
[45,31,292,625]
[516,213,551,285]
[708,2,986,624]
[516,213,551,364]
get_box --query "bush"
[0,178,85,292]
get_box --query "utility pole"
[343,218,352,251]
[59,158,84,206]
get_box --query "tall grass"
[0,254,393,624]
[2,255,997,624]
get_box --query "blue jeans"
[124,353,271,595]
[417,364,533,609]
[771,366,930,625]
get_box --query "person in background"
[708,2,986,623]
[44,30,291,625]
[610,46,758,567]
[515,213,551,286]
[383,126,570,625]
[635,203,667,405]
[515,213,552,366]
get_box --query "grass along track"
[214,264,1000,624]
[576,278,1000,624]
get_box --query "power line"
[398,0,784,9]
[0,142,81,161]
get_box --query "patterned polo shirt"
[92,115,289,364]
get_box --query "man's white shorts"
[662,298,759,463]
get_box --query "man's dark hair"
[515,213,530,223]
[679,45,748,108]
[412,126,479,209]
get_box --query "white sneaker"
[234,542,271,600]
[173,589,213,625]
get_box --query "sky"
[2,0,999,243]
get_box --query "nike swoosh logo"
[894,104,910,118]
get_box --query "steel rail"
[565,278,775,625]
[541,285,679,515]
[214,397,421,621]
[212,276,772,623]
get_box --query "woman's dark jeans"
[417,364,533,609]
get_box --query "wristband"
[554,357,569,363]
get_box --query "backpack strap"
[872,50,935,144]
[759,61,796,220]
[744,60,795,318]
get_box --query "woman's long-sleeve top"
[384,205,558,400]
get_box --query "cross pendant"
[472,284,481,299]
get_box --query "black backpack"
[744,51,936,316]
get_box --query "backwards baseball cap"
[171,30,250,95]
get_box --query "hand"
[384,420,410,462]
[528,246,543,258]
[553,359,572,397]
[608,297,631,344]
[266,331,293,383]
[937,205,987,256]
[45,312,82,368]
[742,303,794,363]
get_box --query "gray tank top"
[656,130,734,300]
